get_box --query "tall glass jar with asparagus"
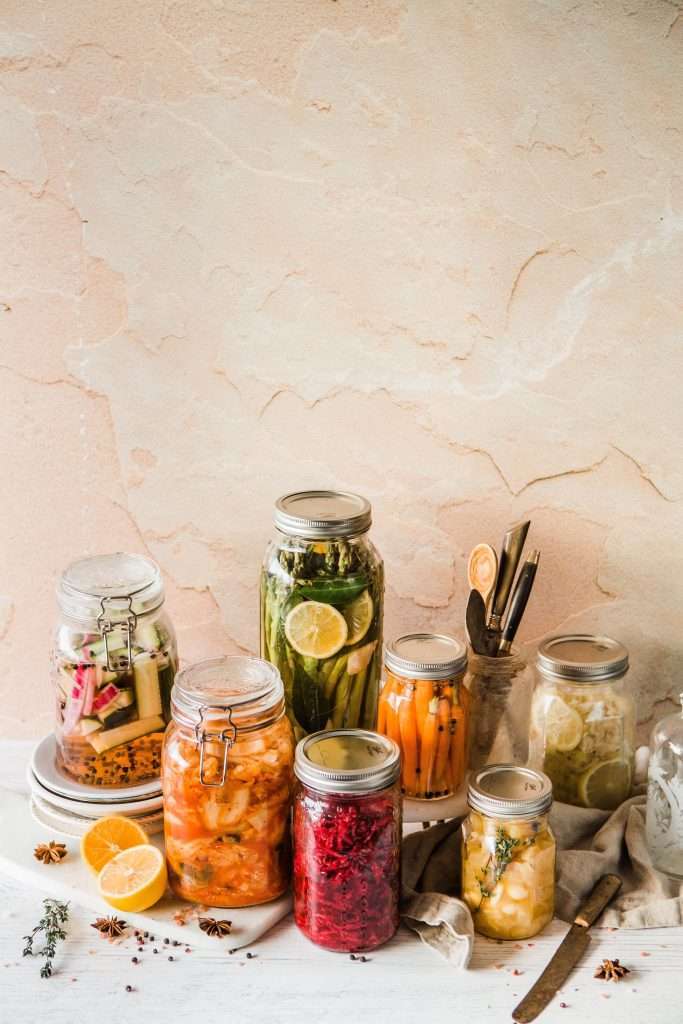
[260,491,384,741]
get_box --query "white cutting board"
[0,787,291,949]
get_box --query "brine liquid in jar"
[462,764,555,940]
[53,553,178,786]
[379,633,468,798]
[529,635,634,810]
[162,656,295,908]
[293,729,401,952]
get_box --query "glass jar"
[467,648,531,772]
[529,635,634,810]
[260,490,384,740]
[462,764,555,940]
[646,694,683,879]
[53,552,178,787]
[379,633,468,798]
[162,656,295,907]
[293,729,401,952]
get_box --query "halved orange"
[81,815,149,874]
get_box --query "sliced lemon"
[579,759,632,810]
[81,815,149,875]
[342,589,373,645]
[98,844,167,912]
[544,696,583,752]
[284,600,348,659]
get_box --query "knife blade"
[488,521,530,631]
[512,874,622,1023]
[498,550,540,655]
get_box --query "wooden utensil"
[467,543,498,616]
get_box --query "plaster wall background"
[1,0,682,739]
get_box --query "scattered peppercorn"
[560,1003,568,1009]
[144,931,149,938]
[125,985,133,993]
[168,956,174,962]
[131,957,138,964]
[153,949,158,954]
[349,954,357,961]
[228,948,236,955]
[164,938,170,945]
[359,956,368,963]
[246,952,255,959]
[173,940,180,947]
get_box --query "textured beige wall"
[1,1,682,740]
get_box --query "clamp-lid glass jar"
[529,634,634,810]
[293,729,401,951]
[260,490,384,740]
[53,552,178,787]
[462,764,555,940]
[162,656,295,907]
[646,694,683,879]
[379,633,469,798]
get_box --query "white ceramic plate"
[31,734,162,804]
[30,793,164,837]
[27,765,164,817]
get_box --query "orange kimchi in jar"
[378,633,469,799]
[162,656,295,907]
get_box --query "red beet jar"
[293,729,401,952]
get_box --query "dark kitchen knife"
[488,521,530,632]
[498,550,540,655]
[512,874,622,1023]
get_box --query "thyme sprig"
[476,827,535,905]
[22,899,69,978]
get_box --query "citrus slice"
[98,844,167,912]
[342,589,373,645]
[81,815,149,874]
[579,759,632,810]
[285,600,348,659]
[544,697,583,752]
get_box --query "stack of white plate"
[28,735,164,837]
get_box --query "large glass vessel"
[646,695,683,879]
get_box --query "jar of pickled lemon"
[462,764,555,940]
[529,635,634,810]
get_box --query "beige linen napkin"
[400,795,683,966]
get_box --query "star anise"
[33,841,67,865]
[198,917,232,937]
[594,958,631,981]
[91,915,127,938]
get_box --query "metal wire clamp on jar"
[529,634,635,810]
[379,633,469,799]
[462,764,555,940]
[162,656,295,908]
[53,552,178,787]
[293,729,401,952]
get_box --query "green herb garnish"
[22,899,69,978]
[475,828,535,907]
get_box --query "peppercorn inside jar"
[162,656,295,908]
[461,764,555,940]
[528,635,635,810]
[293,729,401,952]
[260,490,384,740]
[379,633,469,799]
[53,553,178,787]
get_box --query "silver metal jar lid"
[274,490,372,539]
[57,552,164,623]
[468,764,553,820]
[385,633,467,680]
[294,729,400,795]
[171,656,285,733]
[537,634,629,682]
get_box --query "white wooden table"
[1,741,678,1023]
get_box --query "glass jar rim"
[385,632,467,680]
[171,656,284,733]
[537,633,629,682]
[468,763,553,819]
[274,490,372,539]
[57,552,164,624]
[295,729,400,794]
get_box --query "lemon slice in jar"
[285,600,348,659]
[544,696,583,752]
[578,758,632,810]
[342,589,373,645]
[98,844,167,912]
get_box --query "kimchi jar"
[162,656,295,907]
[293,729,401,952]
[379,633,468,798]
[53,553,178,787]
[462,764,555,940]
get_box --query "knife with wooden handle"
[512,874,622,1023]
[488,521,530,631]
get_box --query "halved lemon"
[98,844,167,913]
[544,697,583,752]
[342,589,373,645]
[579,759,632,810]
[81,815,149,875]
[285,600,348,659]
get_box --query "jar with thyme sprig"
[461,764,555,940]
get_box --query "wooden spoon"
[467,543,498,616]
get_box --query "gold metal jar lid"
[274,490,372,539]
[468,764,553,820]
[384,633,467,680]
[295,729,400,795]
[537,634,629,682]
